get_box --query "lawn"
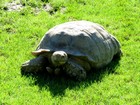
[0,0,140,105]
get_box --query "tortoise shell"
[32,20,121,68]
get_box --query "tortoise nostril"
[61,55,65,58]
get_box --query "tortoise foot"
[64,60,86,81]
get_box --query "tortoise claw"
[46,67,53,74]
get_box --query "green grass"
[0,0,140,105]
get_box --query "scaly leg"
[21,56,48,73]
[63,59,86,81]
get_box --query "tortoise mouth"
[53,60,67,66]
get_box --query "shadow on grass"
[21,57,121,97]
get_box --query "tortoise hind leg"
[21,55,48,73]
[113,50,123,60]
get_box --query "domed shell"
[32,20,121,68]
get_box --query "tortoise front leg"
[21,55,48,73]
[63,59,86,81]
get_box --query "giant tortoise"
[21,20,122,80]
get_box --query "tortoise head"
[51,51,68,67]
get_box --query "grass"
[0,0,140,105]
